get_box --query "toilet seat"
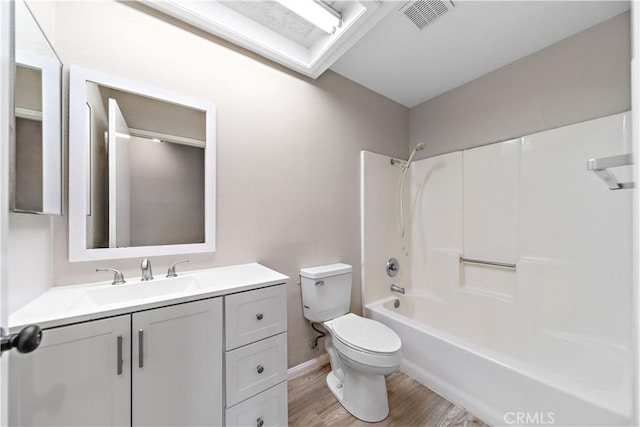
[331,313,401,354]
[325,313,401,368]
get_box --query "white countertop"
[9,263,289,332]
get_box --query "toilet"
[300,263,401,422]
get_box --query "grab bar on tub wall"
[587,153,634,190]
[460,257,517,269]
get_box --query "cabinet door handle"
[256,417,264,427]
[256,313,263,320]
[257,364,264,374]
[116,335,123,375]
[138,329,144,368]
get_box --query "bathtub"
[365,293,633,426]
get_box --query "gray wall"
[46,1,409,368]
[129,137,205,247]
[14,118,42,212]
[11,3,632,369]
[14,66,43,212]
[410,12,631,158]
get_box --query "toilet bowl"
[299,263,402,423]
[322,313,401,422]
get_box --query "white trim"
[631,1,640,425]
[287,353,329,380]
[14,107,41,121]
[68,66,216,262]
[128,128,205,148]
[360,151,366,313]
[0,1,12,424]
[15,50,62,215]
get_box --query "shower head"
[406,143,426,166]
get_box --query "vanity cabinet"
[132,298,223,426]
[9,297,223,427]
[8,264,289,427]
[9,315,131,426]
[224,285,288,427]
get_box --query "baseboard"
[288,353,329,380]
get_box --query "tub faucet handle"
[387,258,399,277]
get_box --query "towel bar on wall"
[460,257,517,269]
[587,153,634,190]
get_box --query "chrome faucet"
[167,260,189,278]
[96,268,126,285]
[390,284,405,294]
[141,258,154,281]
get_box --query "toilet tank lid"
[300,263,352,279]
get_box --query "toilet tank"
[300,263,352,322]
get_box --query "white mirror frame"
[14,51,62,215]
[68,66,216,262]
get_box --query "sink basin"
[72,276,200,309]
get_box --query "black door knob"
[0,325,42,356]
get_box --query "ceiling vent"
[401,0,455,30]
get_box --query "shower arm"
[396,143,426,237]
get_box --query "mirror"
[13,0,62,214]
[69,67,216,262]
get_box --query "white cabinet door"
[8,315,131,427]
[132,298,223,427]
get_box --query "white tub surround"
[360,151,412,306]
[9,263,288,332]
[361,112,634,426]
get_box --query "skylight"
[142,0,395,78]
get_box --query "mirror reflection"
[85,82,206,249]
[69,67,215,262]
[13,0,63,215]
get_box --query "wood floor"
[288,362,488,427]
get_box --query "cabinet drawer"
[226,333,287,407]
[225,382,287,427]
[225,284,286,350]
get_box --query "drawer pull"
[257,364,264,374]
[257,417,264,427]
[256,313,263,320]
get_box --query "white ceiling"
[330,1,630,108]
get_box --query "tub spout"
[390,284,405,294]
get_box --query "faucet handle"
[96,268,126,285]
[167,260,189,278]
